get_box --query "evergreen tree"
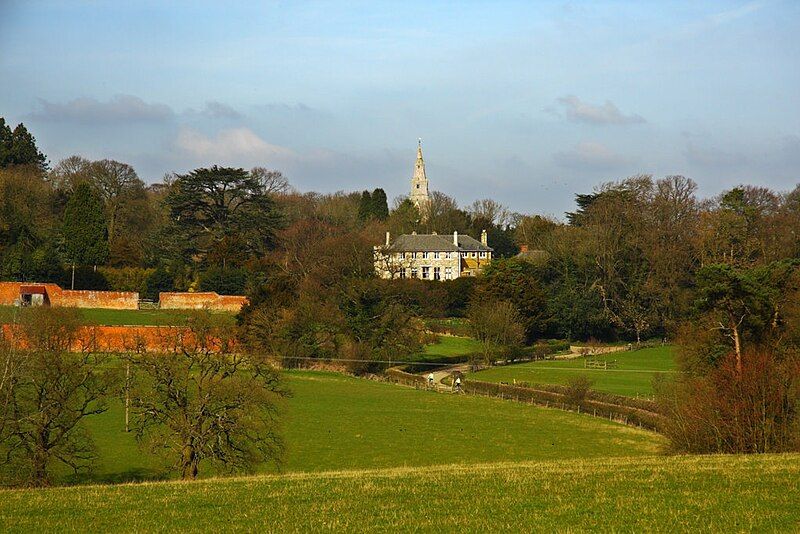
[0,119,47,170]
[370,188,389,220]
[357,190,373,221]
[62,182,108,266]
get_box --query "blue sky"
[1,1,798,217]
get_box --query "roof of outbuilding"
[389,233,493,252]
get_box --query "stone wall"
[158,292,248,312]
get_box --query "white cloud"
[554,141,632,170]
[30,95,173,123]
[175,127,294,166]
[556,96,645,125]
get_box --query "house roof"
[389,233,493,252]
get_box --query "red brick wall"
[0,282,21,305]
[1,324,233,353]
[0,282,138,309]
[159,292,248,312]
[54,289,139,310]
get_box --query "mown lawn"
[63,370,662,485]
[0,306,236,326]
[471,346,677,398]
[2,454,798,532]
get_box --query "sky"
[1,1,798,218]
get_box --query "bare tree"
[127,312,288,480]
[0,308,115,487]
[90,159,145,243]
[467,299,525,368]
[250,167,290,196]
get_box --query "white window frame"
[411,267,418,278]
[433,267,441,280]
[445,267,452,280]
[433,251,440,259]
[479,252,486,258]
[422,266,430,279]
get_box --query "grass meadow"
[2,454,798,532]
[471,346,677,397]
[61,370,662,485]
[0,306,236,326]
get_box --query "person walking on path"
[428,372,435,389]
[454,376,462,393]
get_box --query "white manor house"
[374,142,493,281]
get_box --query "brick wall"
[54,289,139,309]
[159,292,248,312]
[0,282,139,309]
[0,282,22,305]
[1,324,233,353]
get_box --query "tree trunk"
[731,322,742,374]
[181,444,198,480]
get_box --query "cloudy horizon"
[2,1,798,218]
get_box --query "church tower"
[410,139,430,217]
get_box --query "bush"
[199,267,247,295]
[564,375,594,404]
[98,267,154,294]
[66,266,109,290]
[658,350,800,453]
[144,267,174,301]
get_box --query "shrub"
[199,267,247,295]
[98,267,154,294]
[564,375,595,405]
[144,267,174,301]
[66,266,110,290]
[658,350,800,453]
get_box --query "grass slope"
[69,371,661,484]
[471,346,677,397]
[3,454,798,532]
[0,306,236,326]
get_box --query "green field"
[3,454,798,532]
[414,334,481,360]
[62,370,662,485]
[470,346,677,397]
[0,306,236,326]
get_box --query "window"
[470,252,476,258]
[422,266,430,279]
[445,267,452,280]
[479,252,486,258]
[411,268,418,279]
[412,252,417,259]
[433,267,441,280]
[399,269,406,279]
[433,251,440,259]
[444,252,450,259]
[461,252,468,258]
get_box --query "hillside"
[471,346,676,397]
[72,370,663,484]
[2,454,798,532]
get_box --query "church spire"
[410,139,430,217]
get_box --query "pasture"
[3,454,798,532]
[62,370,662,485]
[471,346,677,397]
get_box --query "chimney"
[453,230,458,246]
[385,231,390,247]
[481,229,488,246]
